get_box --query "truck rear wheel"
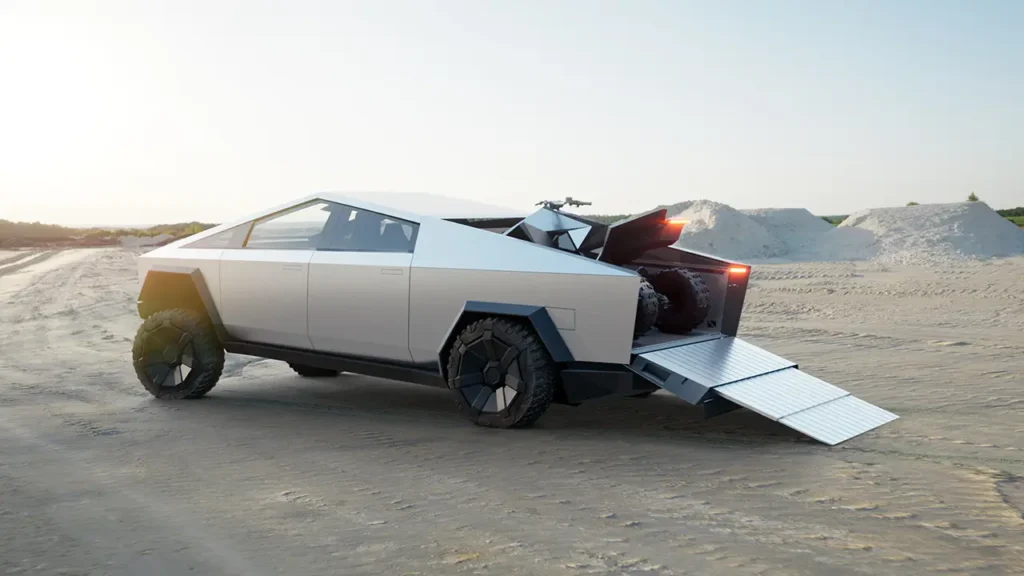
[446,317,557,428]
[650,268,711,334]
[132,308,224,399]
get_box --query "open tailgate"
[630,335,898,445]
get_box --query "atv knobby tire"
[650,267,711,334]
[288,363,339,378]
[132,308,224,399]
[634,278,660,338]
[446,317,557,428]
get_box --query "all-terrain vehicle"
[131,192,897,444]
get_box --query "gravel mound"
[815,202,1024,265]
[661,200,787,261]
[645,199,1024,265]
[119,234,173,248]
[741,208,835,254]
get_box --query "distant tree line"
[6,197,1023,246]
[0,220,74,241]
[0,219,216,247]
[587,194,1022,228]
[585,214,631,225]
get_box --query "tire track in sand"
[0,250,58,277]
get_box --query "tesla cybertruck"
[131,193,898,444]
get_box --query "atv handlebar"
[536,196,592,210]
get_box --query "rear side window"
[184,223,251,249]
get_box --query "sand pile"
[741,208,835,254]
[661,200,787,260]
[647,199,1024,265]
[816,201,1024,265]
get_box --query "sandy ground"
[1,248,1022,575]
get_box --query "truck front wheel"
[132,308,224,399]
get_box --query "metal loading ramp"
[630,336,898,445]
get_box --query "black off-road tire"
[634,278,660,338]
[655,292,670,313]
[132,308,224,399]
[446,317,558,428]
[288,363,339,378]
[650,267,711,334]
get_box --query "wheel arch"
[137,266,228,342]
[436,301,574,381]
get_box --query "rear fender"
[437,301,574,380]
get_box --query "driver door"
[219,200,335,349]
[307,204,417,362]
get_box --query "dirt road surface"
[2,249,1022,575]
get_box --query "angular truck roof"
[322,191,529,221]
[153,191,529,251]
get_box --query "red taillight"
[729,266,749,276]
[667,218,688,227]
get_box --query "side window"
[245,202,333,250]
[184,223,251,249]
[320,205,418,253]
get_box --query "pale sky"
[1,0,1021,226]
